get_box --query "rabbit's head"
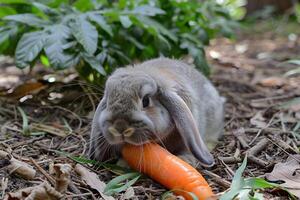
[97,69,173,146]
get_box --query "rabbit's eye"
[142,96,150,108]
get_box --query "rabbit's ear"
[88,96,113,161]
[159,90,215,167]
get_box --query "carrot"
[122,143,214,200]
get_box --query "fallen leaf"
[121,186,135,200]
[250,112,267,128]
[265,155,300,198]
[4,182,63,200]
[0,150,36,180]
[259,77,285,87]
[75,164,114,200]
[53,164,72,193]
[4,81,47,100]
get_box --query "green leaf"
[40,54,50,67]
[287,60,300,65]
[17,107,29,136]
[44,24,75,69]
[124,35,145,49]
[186,45,210,76]
[4,14,48,27]
[73,0,94,11]
[0,6,17,18]
[136,16,177,42]
[0,0,29,4]
[88,12,113,36]
[104,172,140,196]
[0,28,12,44]
[82,53,106,75]
[70,16,98,54]
[131,5,165,16]
[33,2,60,16]
[284,67,300,77]
[15,31,46,68]
[119,15,132,28]
[220,156,248,200]
[56,150,132,175]
[244,177,279,189]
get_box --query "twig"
[30,158,55,185]
[10,135,44,148]
[233,128,249,149]
[66,192,93,198]
[202,170,231,188]
[246,138,269,167]
[251,93,295,103]
[248,155,268,167]
[245,128,293,135]
[249,114,276,145]
[268,136,299,154]
[218,156,242,164]
[248,138,269,156]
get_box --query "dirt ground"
[0,21,300,199]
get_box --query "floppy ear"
[88,96,115,161]
[158,90,215,167]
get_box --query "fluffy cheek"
[146,106,172,138]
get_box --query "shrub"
[0,0,238,84]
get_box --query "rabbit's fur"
[89,58,225,167]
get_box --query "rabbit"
[88,57,225,167]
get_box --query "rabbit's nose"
[110,119,135,137]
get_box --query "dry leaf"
[4,182,63,200]
[121,186,135,200]
[53,164,72,193]
[0,150,36,180]
[75,164,114,200]
[5,81,47,100]
[259,77,285,87]
[250,112,267,128]
[265,155,300,198]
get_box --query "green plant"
[103,172,141,196]
[220,156,290,200]
[0,0,238,84]
[285,60,300,76]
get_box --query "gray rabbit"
[88,58,225,167]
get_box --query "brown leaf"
[259,77,285,87]
[265,155,300,198]
[4,182,63,200]
[0,150,36,180]
[53,164,72,193]
[75,164,114,200]
[5,81,47,100]
[250,112,267,128]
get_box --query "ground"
[0,21,299,199]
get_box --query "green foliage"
[285,60,300,76]
[0,0,238,83]
[220,156,286,200]
[216,0,246,20]
[17,106,29,136]
[104,172,141,196]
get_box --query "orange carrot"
[122,143,214,200]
